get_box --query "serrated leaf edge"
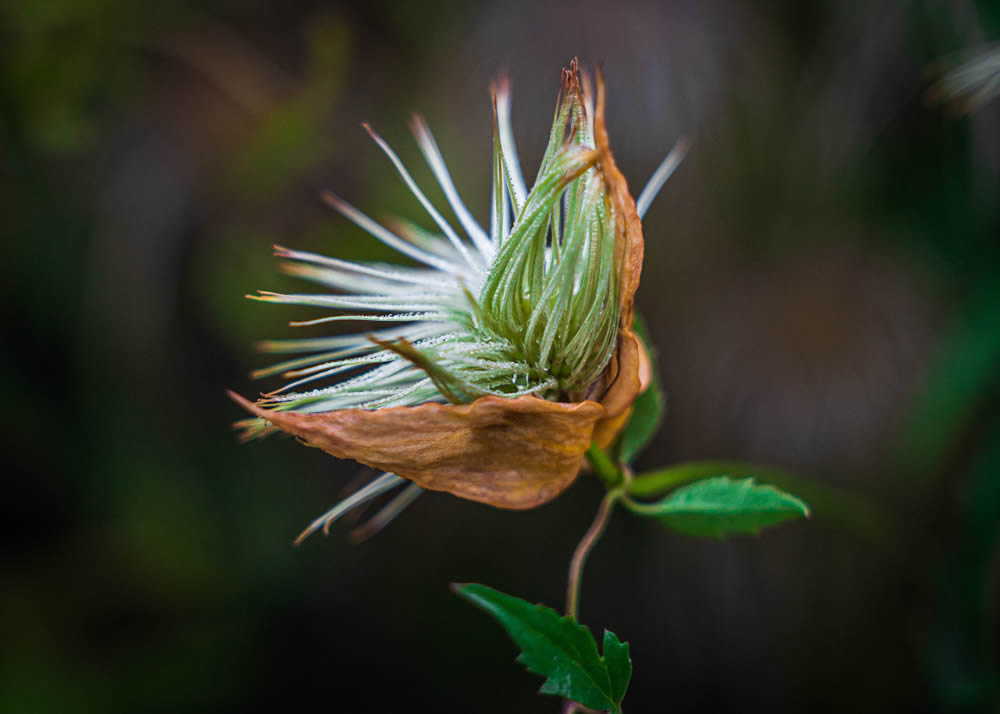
[453,583,624,712]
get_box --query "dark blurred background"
[3,0,999,711]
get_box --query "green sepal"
[452,583,631,713]
[628,475,810,539]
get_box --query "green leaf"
[618,313,665,464]
[631,475,810,539]
[602,630,631,704]
[453,583,631,712]
[628,460,889,543]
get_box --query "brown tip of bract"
[228,389,263,415]
[492,70,511,96]
[228,390,271,443]
[579,67,594,103]
[360,122,381,144]
[408,112,427,135]
[590,64,643,327]
[583,63,649,439]
[320,190,340,209]
[561,57,582,98]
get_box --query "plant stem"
[566,488,621,621]
[586,444,622,489]
[619,492,663,516]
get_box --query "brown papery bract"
[230,392,604,509]
[588,67,647,435]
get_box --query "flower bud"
[232,60,682,538]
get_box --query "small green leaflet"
[638,475,810,539]
[452,583,631,713]
[618,313,665,464]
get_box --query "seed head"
[231,59,686,541]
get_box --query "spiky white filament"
[410,114,493,258]
[636,138,690,219]
[362,123,480,270]
[493,76,528,210]
[247,83,684,420]
[293,472,405,545]
[349,482,424,541]
[320,192,461,275]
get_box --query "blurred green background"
[2,0,999,712]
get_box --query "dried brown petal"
[593,68,644,329]
[591,331,653,449]
[230,392,605,509]
[589,328,642,418]
[588,68,648,439]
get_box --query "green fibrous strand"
[238,70,619,439]
[405,78,619,403]
[476,85,618,399]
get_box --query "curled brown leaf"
[230,392,605,509]
[593,67,644,328]
[588,67,647,440]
